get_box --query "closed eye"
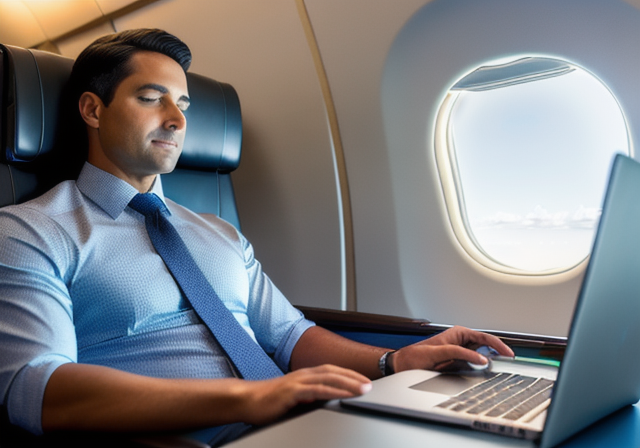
[138,96,160,104]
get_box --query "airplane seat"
[0,43,243,229]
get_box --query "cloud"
[474,205,601,230]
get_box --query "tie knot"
[129,193,168,217]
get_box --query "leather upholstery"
[0,43,242,228]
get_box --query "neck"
[87,151,157,193]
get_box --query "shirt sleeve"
[240,234,315,372]
[0,208,78,434]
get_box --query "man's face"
[91,51,190,189]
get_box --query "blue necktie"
[129,193,283,380]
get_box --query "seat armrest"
[296,306,566,362]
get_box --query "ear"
[78,92,103,129]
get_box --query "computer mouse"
[476,345,500,360]
[434,345,500,375]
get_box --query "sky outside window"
[445,58,629,272]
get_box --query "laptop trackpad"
[410,373,495,396]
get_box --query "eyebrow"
[136,83,191,107]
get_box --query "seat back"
[0,44,242,229]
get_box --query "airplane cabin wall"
[46,0,640,337]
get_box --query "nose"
[164,101,187,132]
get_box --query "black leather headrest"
[1,44,78,163]
[0,44,241,173]
[181,73,241,172]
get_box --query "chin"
[159,162,180,175]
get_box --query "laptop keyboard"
[436,372,554,421]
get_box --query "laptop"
[342,153,640,448]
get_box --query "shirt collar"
[76,162,168,220]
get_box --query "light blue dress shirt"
[0,163,314,434]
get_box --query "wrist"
[208,378,255,424]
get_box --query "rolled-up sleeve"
[241,234,315,373]
[0,209,77,434]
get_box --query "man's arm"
[290,326,515,379]
[42,362,371,432]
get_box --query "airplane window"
[435,57,630,274]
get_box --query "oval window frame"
[434,55,632,276]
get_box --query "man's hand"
[238,365,372,425]
[390,326,515,373]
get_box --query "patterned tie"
[129,193,283,380]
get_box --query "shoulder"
[164,197,257,262]
[165,197,244,239]
[2,180,82,218]
[0,180,82,245]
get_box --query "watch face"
[378,352,388,376]
[379,351,395,376]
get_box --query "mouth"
[151,139,179,149]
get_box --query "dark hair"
[69,28,191,107]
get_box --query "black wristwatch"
[378,350,396,376]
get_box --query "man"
[0,29,512,445]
